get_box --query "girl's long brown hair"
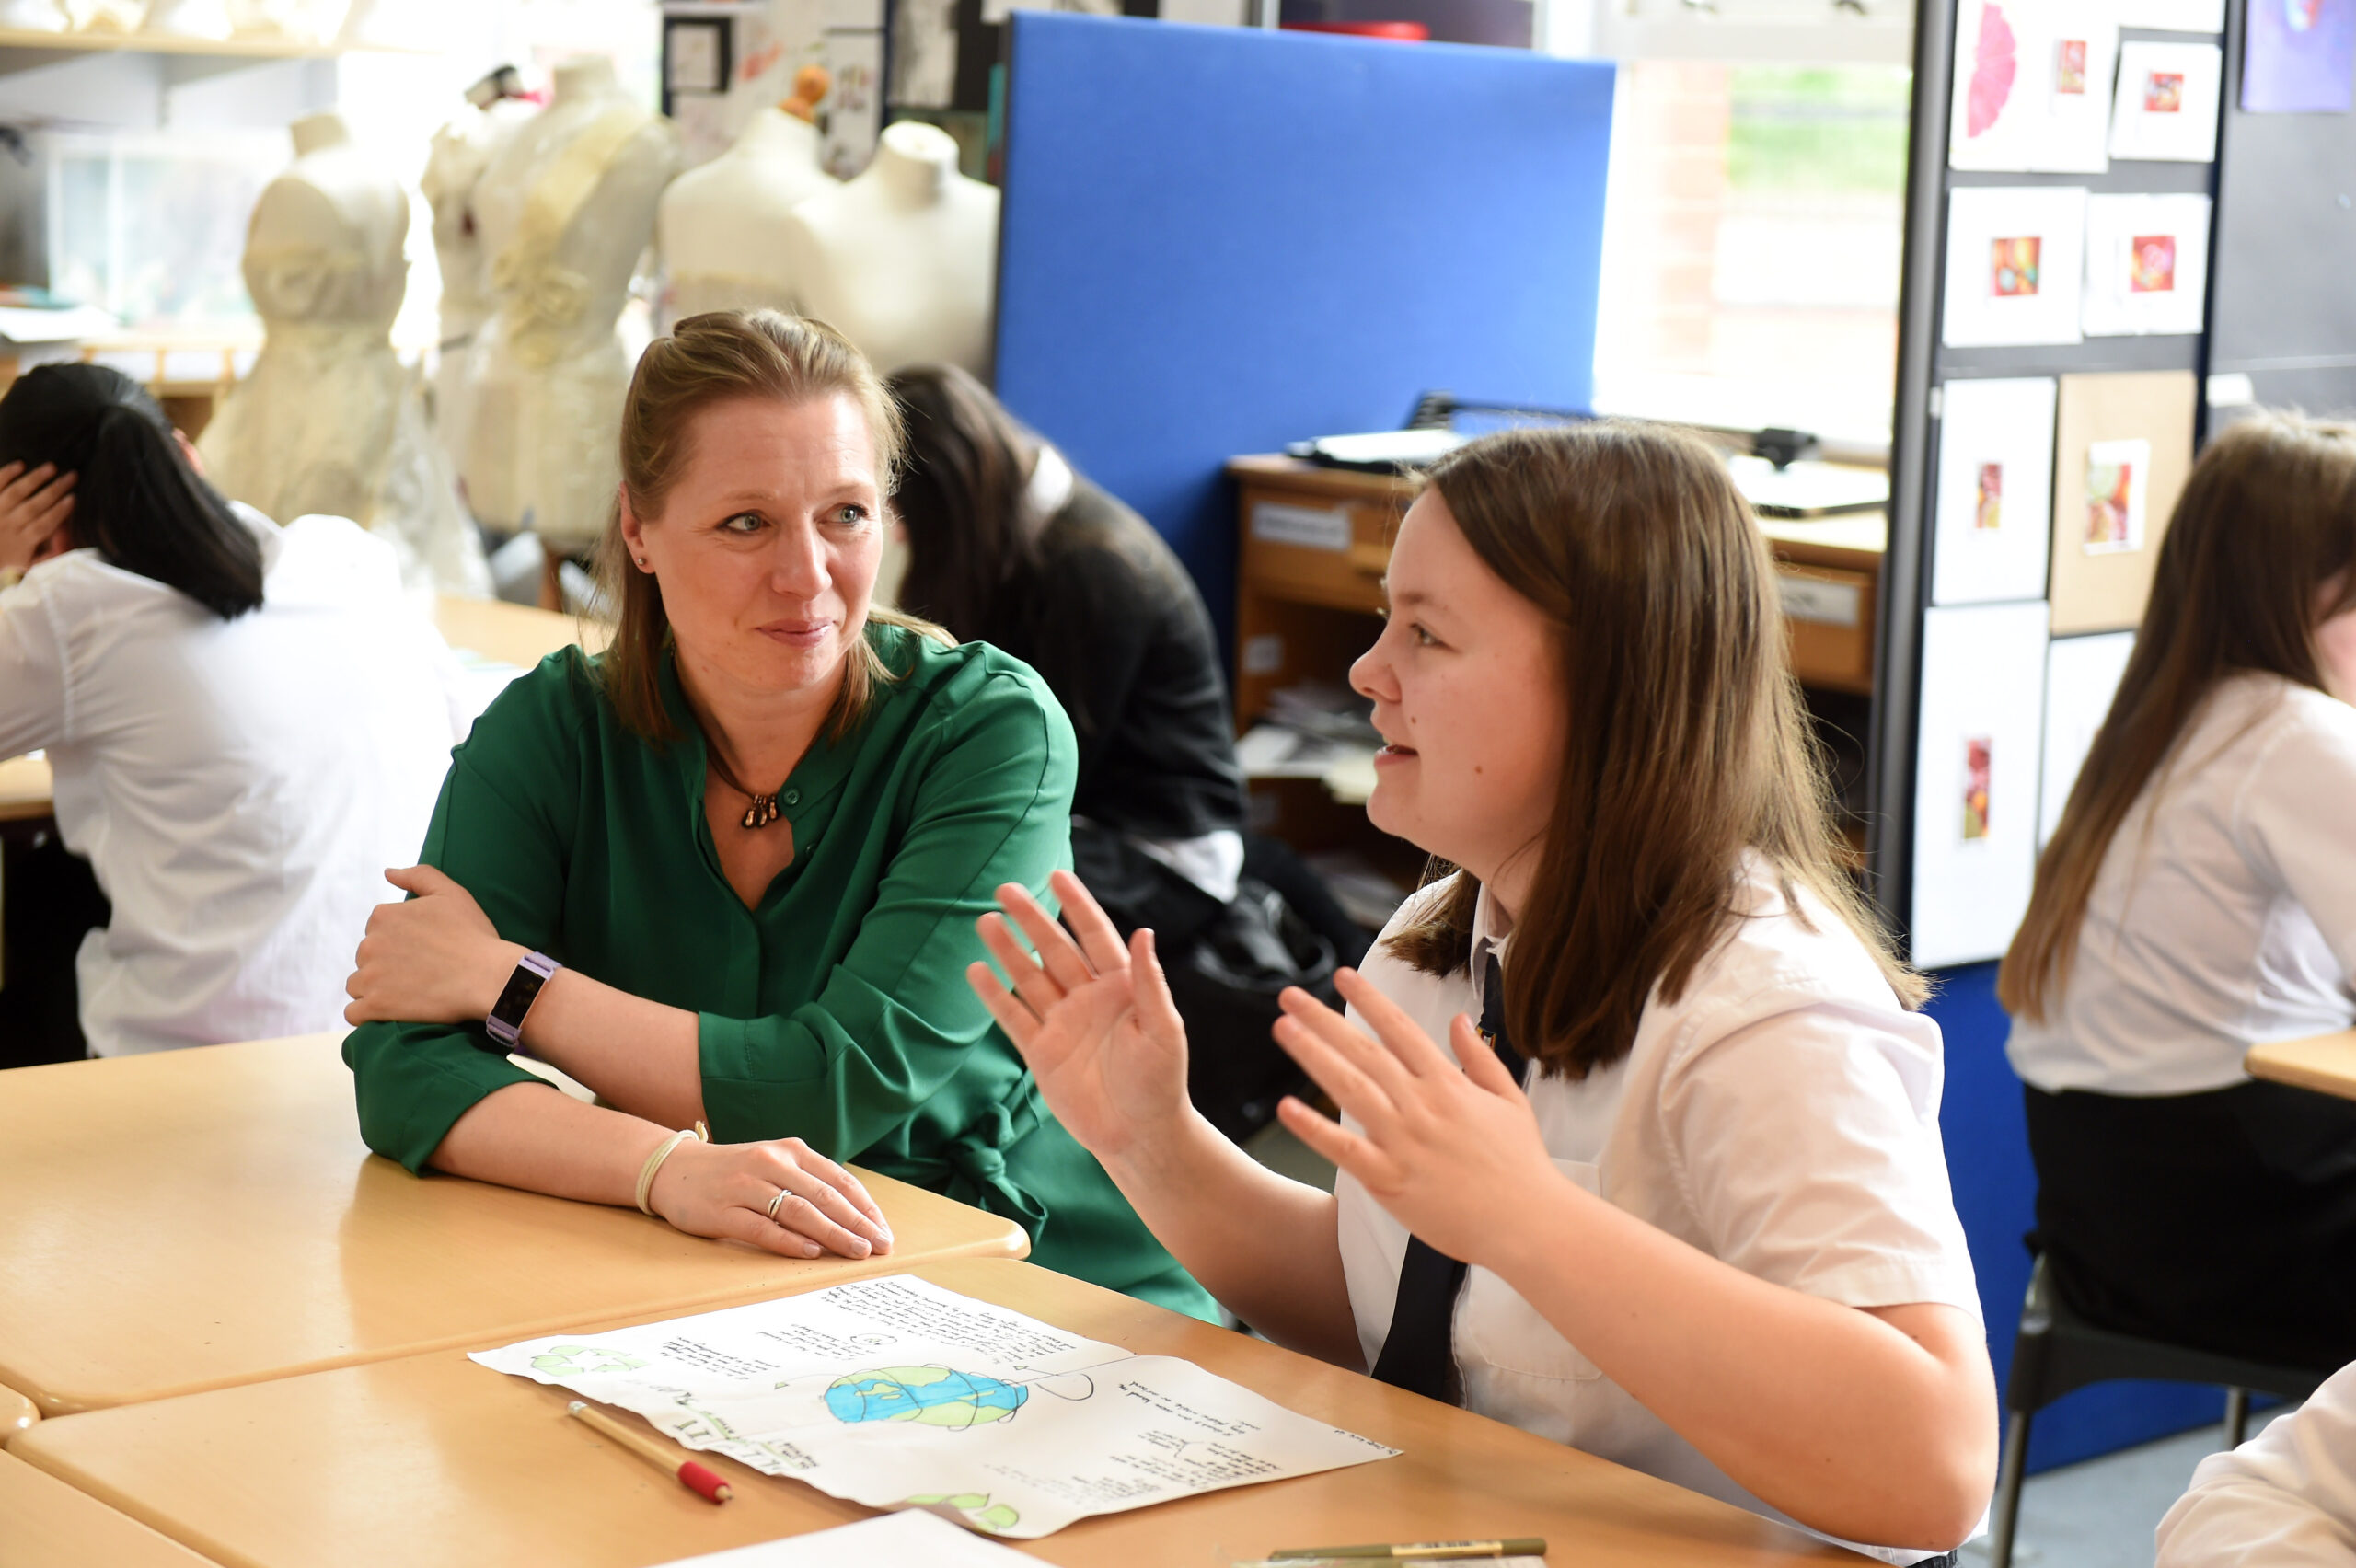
[1385,421,1923,1078]
[1999,411,2356,1021]
[595,309,949,744]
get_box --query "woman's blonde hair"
[595,309,949,742]
[1383,421,1923,1078]
[2000,410,2356,1020]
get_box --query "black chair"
[1987,1251,2334,1568]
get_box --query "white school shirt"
[0,507,465,1056]
[2006,673,2356,1097]
[2155,1357,2356,1566]
[1335,859,1982,1565]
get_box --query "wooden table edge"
[3,1382,38,1441]
[2246,1031,2356,1100]
[5,1183,1029,1419]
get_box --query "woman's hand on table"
[650,1136,895,1261]
[967,869,1194,1167]
[344,865,524,1026]
[0,460,75,576]
[1271,968,1565,1272]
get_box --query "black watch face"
[492,964,548,1033]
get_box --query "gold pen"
[1268,1540,1545,1561]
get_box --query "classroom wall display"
[2118,0,2226,29]
[1932,376,2058,605]
[2081,192,2212,335]
[2109,40,2224,160]
[1949,0,2119,173]
[1941,186,2090,347]
[2242,0,2356,111]
[2049,370,2198,633]
[1912,599,2052,969]
[2038,629,2136,848]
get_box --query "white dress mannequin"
[460,56,681,553]
[141,0,234,38]
[656,107,837,327]
[65,0,143,27]
[0,0,67,29]
[776,120,999,377]
[198,111,492,600]
[422,97,534,480]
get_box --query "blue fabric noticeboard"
[994,14,1614,639]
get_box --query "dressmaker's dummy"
[461,56,681,554]
[776,121,998,377]
[0,0,66,29]
[141,0,234,39]
[198,111,492,598]
[656,107,836,326]
[64,0,142,28]
[422,96,533,478]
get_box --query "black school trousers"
[2025,1079,2356,1371]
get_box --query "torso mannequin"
[0,0,66,29]
[777,121,999,377]
[422,97,535,478]
[198,111,492,599]
[64,0,142,28]
[460,56,681,552]
[141,0,233,38]
[657,107,837,326]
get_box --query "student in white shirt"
[2155,1359,2356,1565]
[968,422,1995,1564]
[2002,411,2356,1372]
[0,363,462,1056]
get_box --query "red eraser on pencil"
[679,1460,733,1504]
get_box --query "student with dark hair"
[2002,410,2356,1370]
[972,422,1993,1564]
[890,363,1362,1136]
[0,363,463,1056]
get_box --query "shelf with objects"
[1227,439,1886,925]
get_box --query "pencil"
[566,1400,734,1504]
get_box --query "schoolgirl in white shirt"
[2002,410,2356,1373]
[2156,1357,2356,1566]
[969,422,1994,1563]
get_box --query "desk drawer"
[1777,565,1876,695]
[1239,489,1395,616]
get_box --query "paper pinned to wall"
[2038,630,2136,849]
[1912,600,2051,969]
[2109,40,2223,161]
[2049,370,2196,633]
[1949,0,2119,173]
[471,1274,1397,1539]
[2242,0,2356,111]
[2081,193,2212,336]
[1932,376,2057,605]
[2118,0,2226,29]
[1942,186,2090,347]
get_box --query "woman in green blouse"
[341,310,1212,1318]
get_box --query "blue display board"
[995,13,1613,637]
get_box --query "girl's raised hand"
[1271,967,1565,1270]
[967,869,1191,1165]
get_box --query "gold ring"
[765,1189,789,1223]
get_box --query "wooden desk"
[2246,1029,2356,1101]
[14,1258,1862,1568]
[0,1034,1028,1416]
[0,1453,220,1568]
[0,595,604,823]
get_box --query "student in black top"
[888,364,1360,1135]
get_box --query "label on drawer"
[1251,501,1352,553]
[1778,571,1862,628]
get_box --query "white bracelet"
[634,1125,705,1216]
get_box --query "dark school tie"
[1369,951,1525,1403]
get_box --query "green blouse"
[343,623,1214,1320]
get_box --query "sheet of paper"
[2118,0,2225,29]
[1932,376,2057,605]
[2038,630,2135,849]
[2242,0,2356,111]
[1912,600,2051,969]
[1949,0,2118,173]
[1942,186,2089,347]
[2049,370,2196,633]
[2108,40,2223,161]
[654,1508,1034,1566]
[472,1274,1397,1539]
[2080,193,2211,336]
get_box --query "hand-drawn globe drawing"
[823,1366,1029,1429]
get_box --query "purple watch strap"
[485,951,561,1049]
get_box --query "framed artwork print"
[1941,186,2089,347]
[2243,0,2356,112]
[2117,0,2226,28]
[1932,376,2058,605]
[2081,193,2212,336]
[2049,371,2198,634]
[2109,40,2223,161]
[1950,0,2119,173]
[2038,630,2136,849]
